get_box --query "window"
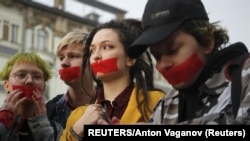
[34,25,52,52]
[1,20,19,43]
[11,24,18,43]
[3,20,9,41]
[36,28,48,51]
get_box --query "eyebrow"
[14,70,43,75]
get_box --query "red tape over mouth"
[59,66,81,81]
[157,53,204,85]
[91,57,118,76]
[12,85,37,99]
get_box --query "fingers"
[93,104,113,124]
[101,107,112,124]
[97,118,110,125]
[79,104,110,124]
[111,117,121,124]
[87,104,104,116]
[32,89,46,116]
[90,104,102,110]
[2,88,47,117]
[97,116,120,125]
[92,104,110,122]
[32,89,44,102]
[5,89,22,103]
[35,96,43,101]
[2,90,23,111]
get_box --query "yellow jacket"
[60,86,165,141]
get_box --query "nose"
[25,74,34,85]
[92,48,102,61]
[60,57,70,68]
[156,56,173,70]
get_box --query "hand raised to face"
[2,89,25,116]
[32,88,47,117]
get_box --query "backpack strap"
[229,54,249,118]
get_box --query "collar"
[97,83,134,106]
[65,91,76,110]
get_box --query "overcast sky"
[33,0,250,49]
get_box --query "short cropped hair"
[0,52,53,81]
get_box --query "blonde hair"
[56,29,89,56]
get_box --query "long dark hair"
[82,19,155,120]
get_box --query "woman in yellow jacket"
[60,19,165,141]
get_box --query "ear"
[126,57,136,67]
[4,80,10,92]
[204,35,215,54]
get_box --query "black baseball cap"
[128,0,209,58]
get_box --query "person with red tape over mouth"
[0,52,63,141]
[46,29,95,130]
[98,0,250,125]
[60,19,165,141]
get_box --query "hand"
[72,104,107,137]
[97,116,120,125]
[1,89,25,117]
[32,89,46,116]
[76,104,105,125]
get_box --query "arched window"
[34,25,53,53]
[36,28,48,51]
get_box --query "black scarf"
[178,42,249,122]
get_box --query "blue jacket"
[46,94,69,128]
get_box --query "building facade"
[0,0,171,105]
[0,0,127,103]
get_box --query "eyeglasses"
[9,72,44,85]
